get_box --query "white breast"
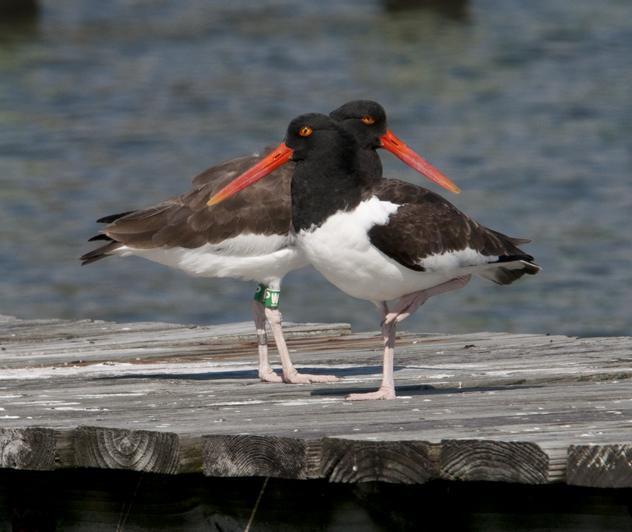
[298,196,456,302]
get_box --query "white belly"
[115,232,308,285]
[298,197,455,302]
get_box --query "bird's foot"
[346,386,396,401]
[383,311,412,325]
[259,367,283,383]
[282,370,340,384]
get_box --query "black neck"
[355,147,382,183]
[291,146,380,232]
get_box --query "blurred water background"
[1,0,630,336]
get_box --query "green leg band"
[254,284,280,309]
[253,284,266,303]
[262,288,281,310]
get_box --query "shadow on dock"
[93,365,387,381]
[311,382,542,397]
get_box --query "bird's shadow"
[94,365,387,382]
[95,366,543,401]
[311,382,543,398]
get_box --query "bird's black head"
[284,113,366,232]
[284,113,357,164]
[206,104,460,209]
[329,100,387,149]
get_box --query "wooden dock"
[2,313,631,490]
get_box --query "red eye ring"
[361,115,376,125]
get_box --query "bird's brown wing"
[81,153,296,264]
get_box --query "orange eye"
[298,126,313,137]
[361,115,376,125]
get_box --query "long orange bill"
[380,130,461,194]
[207,143,293,206]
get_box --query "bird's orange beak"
[380,130,461,194]
[208,130,460,207]
[207,143,293,206]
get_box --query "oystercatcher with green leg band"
[82,101,461,386]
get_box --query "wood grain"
[440,439,549,484]
[0,428,55,470]
[73,426,180,474]
[1,315,632,487]
[320,439,437,484]
[203,435,309,479]
[567,444,632,488]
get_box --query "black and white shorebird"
[208,113,540,400]
[81,101,459,385]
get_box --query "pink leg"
[347,276,472,401]
[264,307,339,384]
[384,276,471,325]
[252,301,282,383]
[347,304,396,400]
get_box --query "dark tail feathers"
[96,211,134,224]
[481,254,541,285]
[80,241,122,266]
[81,211,132,265]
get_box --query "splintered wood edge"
[440,439,550,484]
[567,444,632,488]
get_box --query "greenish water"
[1,0,631,336]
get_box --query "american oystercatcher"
[81,101,458,385]
[208,113,540,400]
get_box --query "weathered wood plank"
[567,445,632,488]
[320,438,438,484]
[203,435,311,479]
[440,439,549,484]
[71,426,181,474]
[1,316,632,487]
[0,317,351,368]
[0,428,55,470]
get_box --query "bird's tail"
[80,211,132,265]
[80,240,122,265]
[478,254,541,285]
